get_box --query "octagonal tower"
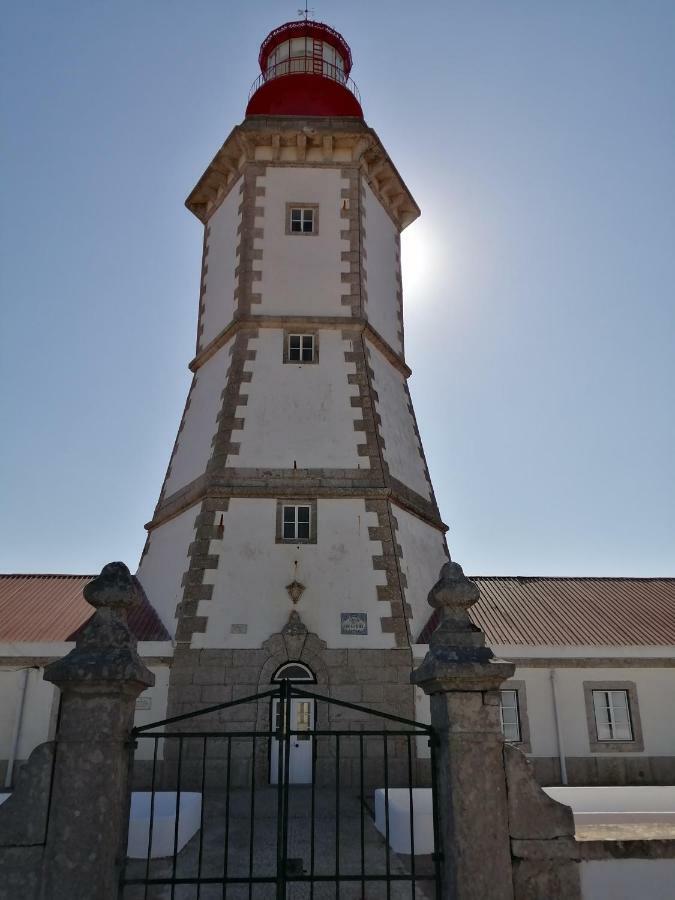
[137,19,450,784]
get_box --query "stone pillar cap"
[44,562,154,689]
[412,559,515,692]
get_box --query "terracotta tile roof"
[417,576,675,647]
[0,574,170,643]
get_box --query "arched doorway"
[270,661,315,784]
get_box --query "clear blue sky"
[1,1,673,577]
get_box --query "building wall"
[232,329,364,469]
[193,497,397,650]
[256,166,350,317]
[199,177,242,348]
[412,650,675,784]
[162,339,234,498]
[394,506,448,641]
[362,180,402,354]
[137,504,197,637]
[0,667,56,780]
[0,656,171,781]
[368,340,432,500]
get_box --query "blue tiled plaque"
[340,612,367,635]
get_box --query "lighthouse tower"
[137,19,449,756]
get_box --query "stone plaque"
[231,623,248,634]
[340,612,367,635]
[135,696,152,710]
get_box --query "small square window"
[286,204,318,235]
[282,505,311,541]
[592,689,633,742]
[500,689,522,743]
[288,334,315,363]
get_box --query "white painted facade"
[136,139,448,657]
[137,505,196,636]
[193,498,395,649]
[199,179,242,347]
[362,181,402,353]
[256,167,351,317]
[0,647,172,777]
[413,645,675,765]
[233,329,364,469]
[368,341,432,500]
[162,340,234,498]
[395,506,449,640]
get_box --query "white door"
[270,697,314,784]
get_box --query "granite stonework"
[529,754,675,787]
[0,563,154,900]
[0,742,55,900]
[412,560,585,900]
[155,610,418,791]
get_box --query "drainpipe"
[5,667,30,789]
[549,668,568,785]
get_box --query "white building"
[1,573,674,788]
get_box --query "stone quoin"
[135,17,450,784]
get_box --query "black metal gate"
[120,680,441,898]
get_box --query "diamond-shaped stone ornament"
[285,580,306,604]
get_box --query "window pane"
[283,506,296,523]
[297,522,310,539]
[503,723,520,742]
[297,506,310,524]
[289,335,301,361]
[301,336,314,361]
[302,215,313,233]
[500,689,521,742]
[291,208,301,221]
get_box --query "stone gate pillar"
[412,561,516,900]
[41,562,154,900]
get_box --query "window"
[276,498,317,544]
[583,681,644,752]
[290,207,314,233]
[283,505,310,541]
[498,681,531,752]
[283,330,318,364]
[500,690,521,743]
[288,334,314,363]
[286,203,319,235]
[592,690,633,741]
[273,662,315,682]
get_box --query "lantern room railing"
[248,58,361,105]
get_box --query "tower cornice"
[188,315,412,378]
[185,117,420,231]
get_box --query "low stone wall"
[579,841,675,900]
[0,742,54,900]
[530,755,675,787]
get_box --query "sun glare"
[400,219,441,301]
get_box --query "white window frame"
[500,689,522,743]
[592,689,633,742]
[287,204,318,235]
[282,504,311,541]
[288,334,315,363]
[583,680,644,752]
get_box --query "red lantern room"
[246,20,363,118]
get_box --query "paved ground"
[123,788,436,899]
